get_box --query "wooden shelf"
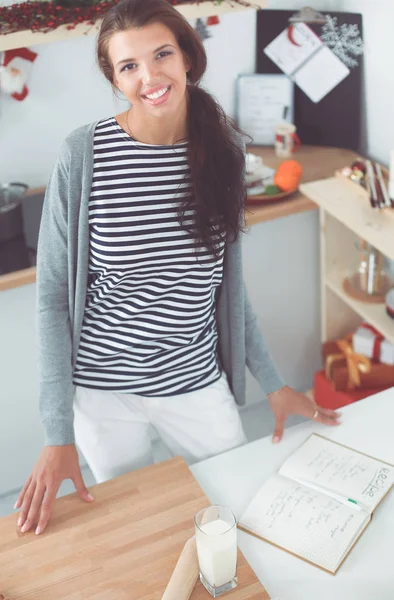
[25,186,45,197]
[0,266,36,292]
[0,0,267,51]
[325,269,394,344]
[300,177,394,261]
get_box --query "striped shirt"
[73,117,225,395]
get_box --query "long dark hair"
[97,0,249,257]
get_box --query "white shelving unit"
[300,175,394,345]
[0,0,267,51]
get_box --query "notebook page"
[293,45,350,103]
[278,435,394,512]
[239,474,369,573]
[263,23,322,77]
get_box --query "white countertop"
[190,388,394,600]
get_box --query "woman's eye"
[120,51,171,73]
[121,63,136,72]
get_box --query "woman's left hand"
[267,385,341,443]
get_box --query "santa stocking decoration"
[0,47,38,101]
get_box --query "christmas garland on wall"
[0,0,253,36]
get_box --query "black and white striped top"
[73,117,225,396]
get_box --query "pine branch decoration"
[195,17,212,41]
[321,16,364,69]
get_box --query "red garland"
[0,0,254,36]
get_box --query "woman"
[15,0,340,536]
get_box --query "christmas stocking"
[0,47,38,101]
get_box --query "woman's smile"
[142,84,171,105]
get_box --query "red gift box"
[314,370,388,410]
[322,338,394,391]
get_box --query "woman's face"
[109,22,190,120]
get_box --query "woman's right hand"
[14,444,94,535]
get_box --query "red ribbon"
[359,322,384,361]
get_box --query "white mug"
[275,123,301,158]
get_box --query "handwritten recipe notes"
[238,434,394,573]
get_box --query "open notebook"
[238,434,394,574]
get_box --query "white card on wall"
[263,22,322,76]
[293,45,350,103]
[263,23,350,103]
[236,73,294,145]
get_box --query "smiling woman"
[13,0,339,539]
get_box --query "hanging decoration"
[206,15,220,26]
[195,14,220,42]
[0,47,37,101]
[0,0,251,36]
[320,16,364,69]
[195,18,211,42]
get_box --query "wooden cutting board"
[0,457,269,599]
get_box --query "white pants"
[74,373,247,483]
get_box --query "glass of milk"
[194,505,238,597]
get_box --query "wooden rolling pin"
[161,507,219,599]
[161,535,199,600]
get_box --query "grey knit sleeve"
[244,282,286,396]
[36,142,75,446]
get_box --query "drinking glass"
[194,505,238,597]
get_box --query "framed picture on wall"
[235,73,294,146]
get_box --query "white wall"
[0,0,340,495]
[335,0,394,165]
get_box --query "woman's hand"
[267,385,341,443]
[14,444,94,535]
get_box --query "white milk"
[195,518,237,588]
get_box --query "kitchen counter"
[0,145,360,292]
[244,145,361,226]
[2,388,393,599]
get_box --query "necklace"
[125,107,135,141]
[125,107,188,146]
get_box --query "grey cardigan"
[36,121,285,446]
